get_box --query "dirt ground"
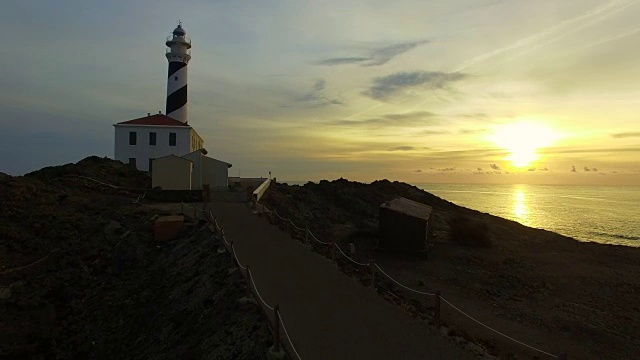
[0,157,272,359]
[264,179,640,360]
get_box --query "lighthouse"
[165,23,191,123]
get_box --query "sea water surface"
[417,184,640,247]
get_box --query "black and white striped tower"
[165,23,192,123]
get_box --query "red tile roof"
[115,114,190,127]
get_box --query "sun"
[489,121,560,168]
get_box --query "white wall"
[114,125,192,171]
[181,150,203,189]
[201,157,229,190]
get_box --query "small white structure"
[151,155,193,190]
[181,149,232,190]
[113,114,204,172]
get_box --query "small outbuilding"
[181,149,232,190]
[379,197,432,254]
[151,155,193,190]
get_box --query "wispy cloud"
[326,111,439,128]
[490,163,501,170]
[316,40,429,67]
[294,79,345,107]
[363,71,467,101]
[454,0,638,71]
[611,132,640,138]
[388,146,415,151]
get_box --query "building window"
[148,158,153,173]
[169,132,176,146]
[129,158,136,167]
[149,132,156,146]
[129,131,137,145]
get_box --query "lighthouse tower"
[165,23,191,123]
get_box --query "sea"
[417,184,640,247]
[283,181,640,247]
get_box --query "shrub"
[448,216,492,248]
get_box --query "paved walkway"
[206,202,473,360]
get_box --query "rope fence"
[134,198,563,359]
[180,204,300,360]
[263,205,565,359]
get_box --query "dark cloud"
[571,166,577,172]
[438,167,456,172]
[490,163,501,170]
[316,40,429,67]
[363,71,468,101]
[315,57,370,66]
[539,167,549,171]
[312,79,326,91]
[583,167,591,172]
[611,132,640,138]
[414,169,422,173]
[295,79,345,107]
[528,168,536,171]
[388,146,415,151]
[583,167,599,172]
[327,111,439,128]
[477,167,483,171]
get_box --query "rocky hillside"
[0,157,271,359]
[263,179,640,359]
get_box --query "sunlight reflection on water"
[512,186,529,225]
[418,183,640,247]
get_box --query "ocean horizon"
[281,180,640,247]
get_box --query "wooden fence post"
[434,291,441,323]
[273,305,281,352]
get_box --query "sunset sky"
[1,0,639,185]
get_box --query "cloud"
[327,111,439,128]
[316,40,429,67]
[459,128,488,134]
[295,79,345,107]
[363,71,467,101]
[438,167,456,172]
[453,1,637,71]
[414,169,422,173]
[611,132,640,138]
[528,168,536,171]
[490,163,501,170]
[539,167,549,171]
[584,167,599,172]
[571,166,577,172]
[583,166,591,172]
[316,57,370,66]
[388,146,415,151]
[477,167,483,171]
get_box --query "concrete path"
[206,202,474,360]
